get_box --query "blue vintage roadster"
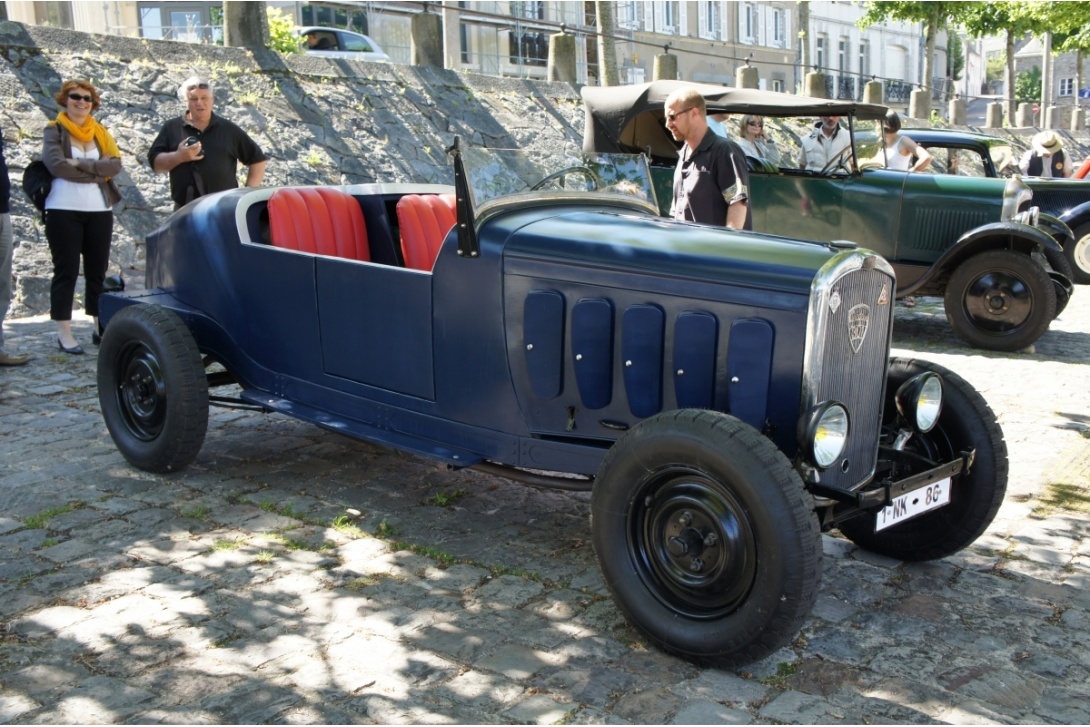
[96,143,1007,667]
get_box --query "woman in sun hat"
[1019,130,1072,178]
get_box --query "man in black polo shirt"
[148,76,268,210]
[665,88,751,230]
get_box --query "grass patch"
[428,488,468,507]
[24,501,84,530]
[255,550,276,564]
[760,661,799,688]
[331,514,365,538]
[375,520,397,538]
[1031,482,1090,517]
[344,575,380,591]
[211,537,246,551]
[39,538,59,549]
[182,503,209,520]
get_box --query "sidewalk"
[1,299,1089,724]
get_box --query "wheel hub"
[116,345,167,440]
[636,476,757,615]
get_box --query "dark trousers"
[45,209,113,321]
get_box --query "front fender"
[1058,201,1090,236]
[902,221,1066,295]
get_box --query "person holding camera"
[148,76,267,210]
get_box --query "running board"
[239,391,483,467]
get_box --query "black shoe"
[92,331,101,346]
[58,338,85,355]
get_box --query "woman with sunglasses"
[735,115,781,165]
[41,79,122,354]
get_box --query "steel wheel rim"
[1074,234,1090,277]
[629,467,757,618]
[962,270,1034,335]
[114,342,167,441]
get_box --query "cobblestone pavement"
[1,293,1089,725]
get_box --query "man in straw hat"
[1019,130,1072,178]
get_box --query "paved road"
[1,294,1088,724]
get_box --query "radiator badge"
[848,304,870,353]
[877,283,890,306]
[828,290,842,314]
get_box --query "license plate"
[875,478,951,531]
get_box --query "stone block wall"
[0,21,583,317]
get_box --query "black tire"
[838,358,1008,561]
[943,250,1056,351]
[97,305,208,473]
[1065,223,1090,285]
[591,410,821,667]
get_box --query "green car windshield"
[458,147,660,216]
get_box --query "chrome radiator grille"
[803,253,896,491]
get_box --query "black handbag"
[22,159,53,218]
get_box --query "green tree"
[1023,2,1090,118]
[1015,65,1042,104]
[859,1,966,117]
[958,1,1043,126]
[266,7,299,54]
[947,29,964,83]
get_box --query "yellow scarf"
[51,111,122,159]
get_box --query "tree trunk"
[1005,29,1016,125]
[798,1,810,75]
[920,7,938,118]
[223,0,268,49]
[596,1,619,86]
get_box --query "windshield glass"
[459,147,659,214]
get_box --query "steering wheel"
[530,165,600,191]
[818,147,853,175]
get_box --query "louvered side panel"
[906,208,993,253]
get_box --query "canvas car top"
[581,80,889,160]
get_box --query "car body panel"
[297,26,390,62]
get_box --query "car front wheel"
[1065,223,1090,285]
[943,250,1056,351]
[97,305,208,473]
[591,409,821,667]
[837,358,1008,560]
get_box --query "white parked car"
[298,26,390,62]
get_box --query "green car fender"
[902,220,1067,293]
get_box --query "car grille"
[802,252,896,492]
[1029,189,1088,216]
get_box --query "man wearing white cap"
[1019,131,1072,178]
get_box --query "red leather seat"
[396,193,457,271]
[268,188,370,262]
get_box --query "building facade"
[2,0,938,97]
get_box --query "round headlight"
[895,372,943,433]
[801,402,849,469]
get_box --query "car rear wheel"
[943,250,1056,351]
[98,305,208,473]
[591,409,821,667]
[1064,223,1090,285]
[837,358,1008,560]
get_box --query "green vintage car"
[583,82,1073,352]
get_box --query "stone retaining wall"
[0,21,583,317]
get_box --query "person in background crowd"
[735,114,782,165]
[664,87,751,230]
[0,128,29,365]
[880,110,931,172]
[41,79,122,355]
[148,76,267,210]
[799,115,852,172]
[707,112,731,138]
[1019,130,1072,178]
[305,31,333,50]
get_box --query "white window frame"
[1059,77,1075,97]
[859,40,869,79]
[740,3,754,44]
[616,1,641,31]
[816,35,826,71]
[698,1,721,40]
[771,8,785,48]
